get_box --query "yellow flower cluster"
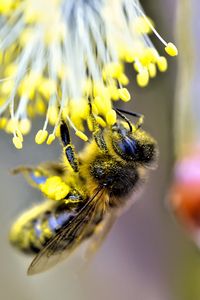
[0,0,178,149]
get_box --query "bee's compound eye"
[113,137,138,159]
[113,135,157,165]
[118,138,137,156]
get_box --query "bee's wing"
[27,187,107,275]
[84,212,117,260]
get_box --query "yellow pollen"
[12,136,23,150]
[118,73,129,85]
[106,109,117,125]
[165,42,178,57]
[46,133,56,145]
[157,56,168,72]
[96,116,106,127]
[55,126,60,137]
[0,117,7,129]
[0,0,13,14]
[75,130,88,142]
[19,119,31,135]
[5,119,18,133]
[48,107,58,125]
[40,176,70,200]
[136,69,149,87]
[118,88,131,102]
[87,118,93,132]
[148,63,157,78]
[133,16,154,34]
[35,130,48,144]
[16,129,23,142]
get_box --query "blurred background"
[1,1,200,300]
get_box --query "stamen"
[106,109,117,126]
[35,130,48,144]
[132,1,178,56]
[0,0,178,147]
[12,136,23,150]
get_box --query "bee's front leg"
[60,121,79,173]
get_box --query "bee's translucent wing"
[84,212,117,260]
[27,187,107,275]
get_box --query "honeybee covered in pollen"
[10,105,158,275]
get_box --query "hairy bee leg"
[60,121,79,173]
[88,100,108,153]
[12,166,34,175]
[64,190,86,206]
[93,123,108,154]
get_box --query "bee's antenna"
[114,109,132,132]
[115,108,144,129]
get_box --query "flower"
[0,0,178,149]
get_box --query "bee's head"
[111,122,158,168]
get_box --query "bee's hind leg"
[60,121,79,173]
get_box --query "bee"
[10,108,158,275]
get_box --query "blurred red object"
[169,147,200,245]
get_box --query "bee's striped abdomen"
[10,201,76,254]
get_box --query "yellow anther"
[136,69,149,87]
[148,63,157,78]
[0,117,7,129]
[48,107,58,125]
[102,62,123,79]
[109,86,119,100]
[133,62,140,72]
[118,88,131,102]
[55,126,60,137]
[35,130,48,144]
[94,95,111,116]
[134,16,154,34]
[96,116,106,127]
[157,56,168,72]
[0,0,13,14]
[87,118,93,132]
[38,78,57,98]
[35,98,46,115]
[18,72,40,98]
[165,42,178,57]
[106,109,117,126]
[118,73,129,86]
[47,133,56,145]
[123,48,135,63]
[16,129,23,142]
[6,119,18,133]
[12,136,23,150]
[19,118,31,135]
[145,48,158,63]
[75,130,88,142]
[92,103,98,115]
